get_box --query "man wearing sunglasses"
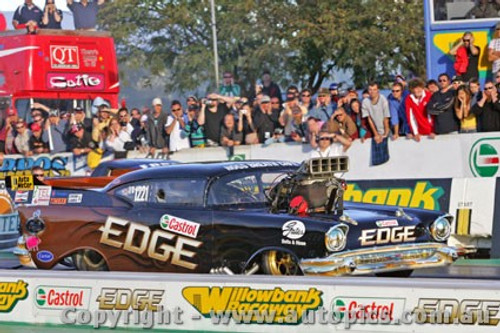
[309,130,351,158]
[471,80,500,132]
[388,82,410,140]
[165,100,190,152]
[450,32,479,82]
[427,73,460,135]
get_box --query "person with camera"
[145,98,169,156]
[322,107,358,140]
[41,0,62,29]
[237,102,259,145]
[103,116,131,154]
[220,114,242,147]
[117,108,134,136]
[183,104,206,148]
[198,93,230,146]
[3,108,19,154]
[251,95,281,143]
[43,109,68,153]
[309,130,351,158]
[165,100,190,152]
[308,88,335,123]
[283,105,308,143]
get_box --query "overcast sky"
[0,1,69,11]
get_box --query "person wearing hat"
[68,123,93,156]
[43,109,68,153]
[92,104,113,142]
[250,95,280,144]
[29,122,49,155]
[71,106,92,134]
[307,88,335,123]
[4,109,19,154]
[183,104,206,148]
[310,129,351,159]
[283,105,308,143]
[329,83,339,103]
[198,93,231,146]
[322,107,358,141]
[488,22,500,76]
[145,97,169,155]
[14,120,31,156]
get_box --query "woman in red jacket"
[405,78,435,142]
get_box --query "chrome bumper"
[299,243,458,276]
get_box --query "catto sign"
[50,45,79,69]
[47,73,105,91]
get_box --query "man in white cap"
[145,97,169,155]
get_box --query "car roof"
[104,160,300,190]
[91,159,178,176]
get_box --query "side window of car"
[209,174,263,205]
[115,183,151,203]
[149,178,206,206]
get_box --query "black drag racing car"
[13,157,458,276]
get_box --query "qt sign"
[469,139,500,177]
[50,45,79,69]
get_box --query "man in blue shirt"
[67,0,105,30]
[307,88,336,123]
[387,82,410,139]
[13,0,43,30]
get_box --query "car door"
[109,178,213,273]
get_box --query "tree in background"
[100,0,424,94]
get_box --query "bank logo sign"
[470,139,500,177]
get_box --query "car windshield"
[208,171,288,206]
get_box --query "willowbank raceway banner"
[0,270,499,332]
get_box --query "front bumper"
[299,243,458,276]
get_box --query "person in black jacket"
[471,81,500,132]
[427,73,460,134]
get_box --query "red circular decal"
[0,14,6,31]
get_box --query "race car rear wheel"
[72,250,108,271]
[261,251,300,275]
[375,270,413,278]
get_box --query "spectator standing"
[300,89,314,112]
[145,98,169,155]
[322,107,358,140]
[91,105,112,142]
[165,101,190,152]
[349,99,371,142]
[488,22,500,76]
[471,80,500,132]
[329,83,340,104]
[14,120,31,156]
[103,117,131,153]
[237,103,259,144]
[426,79,439,94]
[183,104,206,148]
[261,71,282,104]
[117,108,134,136]
[4,109,19,154]
[450,32,480,82]
[388,82,410,139]
[469,78,482,107]
[43,109,68,153]
[130,108,141,130]
[251,95,280,143]
[308,88,335,123]
[362,82,390,144]
[405,78,434,141]
[427,73,460,135]
[72,106,92,134]
[198,94,229,146]
[67,0,105,30]
[284,105,308,143]
[219,71,241,97]
[29,123,49,154]
[41,0,62,29]
[68,124,93,156]
[467,0,498,19]
[309,130,351,158]
[454,85,477,133]
[220,114,242,147]
[13,0,42,30]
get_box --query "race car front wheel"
[72,249,109,271]
[261,251,301,275]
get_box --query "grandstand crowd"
[4,0,500,159]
